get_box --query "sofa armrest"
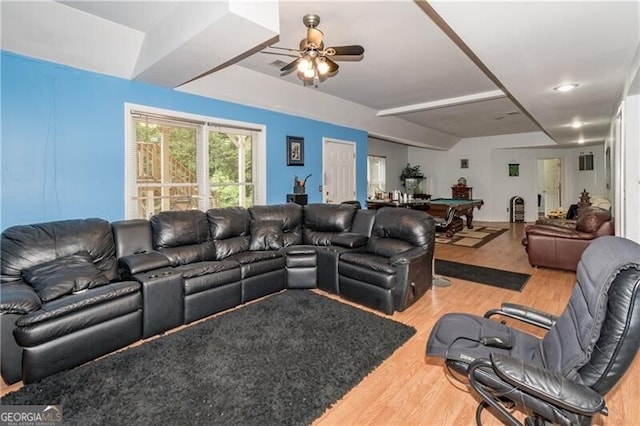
[524,225,596,240]
[390,246,427,265]
[484,302,558,330]
[331,232,368,249]
[0,281,42,314]
[118,251,171,277]
[390,246,431,312]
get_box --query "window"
[125,104,265,219]
[367,155,386,196]
[579,152,594,171]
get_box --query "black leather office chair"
[426,236,640,426]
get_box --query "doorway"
[323,138,356,204]
[537,158,563,217]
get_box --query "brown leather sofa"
[522,206,614,271]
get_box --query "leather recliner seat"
[1,219,143,384]
[338,207,436,315]
[208,206,286,304]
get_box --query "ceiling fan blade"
[300,38,324,51]
[280,58,301,72]
[307,27,324,47]
[325,45,365,56]
[265,45,301,53]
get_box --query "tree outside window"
[128,110,258,219]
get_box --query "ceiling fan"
[262,14,365,87]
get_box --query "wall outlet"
[506,207,510,212]
[318,185,323,192]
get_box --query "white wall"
[571,147,606,197]
[406,132,606,222]
[623,94,639,242]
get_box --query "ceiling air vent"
[270,60,289,68]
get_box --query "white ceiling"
[2,0,639,150]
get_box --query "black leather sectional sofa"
[1,203,435,385]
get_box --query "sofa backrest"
[207,207,251,259]
[111,219,154,258]
[366,207,435,258]
[1,218,119,282]
[575,206,613,234]
[150,210,215,265]
[249,203,302,247]
[302,203,357,246]
[351,209,376,237]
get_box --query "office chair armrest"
[484,302,558,330]
[490,353,606,416]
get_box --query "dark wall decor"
[286,136,304,166]
[578,152,594,171]
[460,159,469,169]
[508,163,520,177]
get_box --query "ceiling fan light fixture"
[297,57,312,72]
[553,83,579,92]
[317,58,330,75]
[303,67,316,79]
[263,14,364,87]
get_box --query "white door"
[542,158,562,215]
[323,139,356,204]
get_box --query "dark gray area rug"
[435,259,530,291]
[2,291,416,425]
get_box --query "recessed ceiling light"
[571,121,583,128]
[553,83,579,92]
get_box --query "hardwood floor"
[2,222,638,425]
[313,222,639,426]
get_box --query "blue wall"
[0,52,368,229]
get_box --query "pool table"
[428,198,484,229]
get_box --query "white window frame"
[367,155,386,195]
[124,103,266,219]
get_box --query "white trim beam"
[376,90,506,117]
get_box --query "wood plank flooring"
[313,222,639,426]
[2,222,638,425]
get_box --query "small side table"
[287,193,308,205]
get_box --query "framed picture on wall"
[287,136,304,166]
[460,159,469,169]
[509,163,520,177]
